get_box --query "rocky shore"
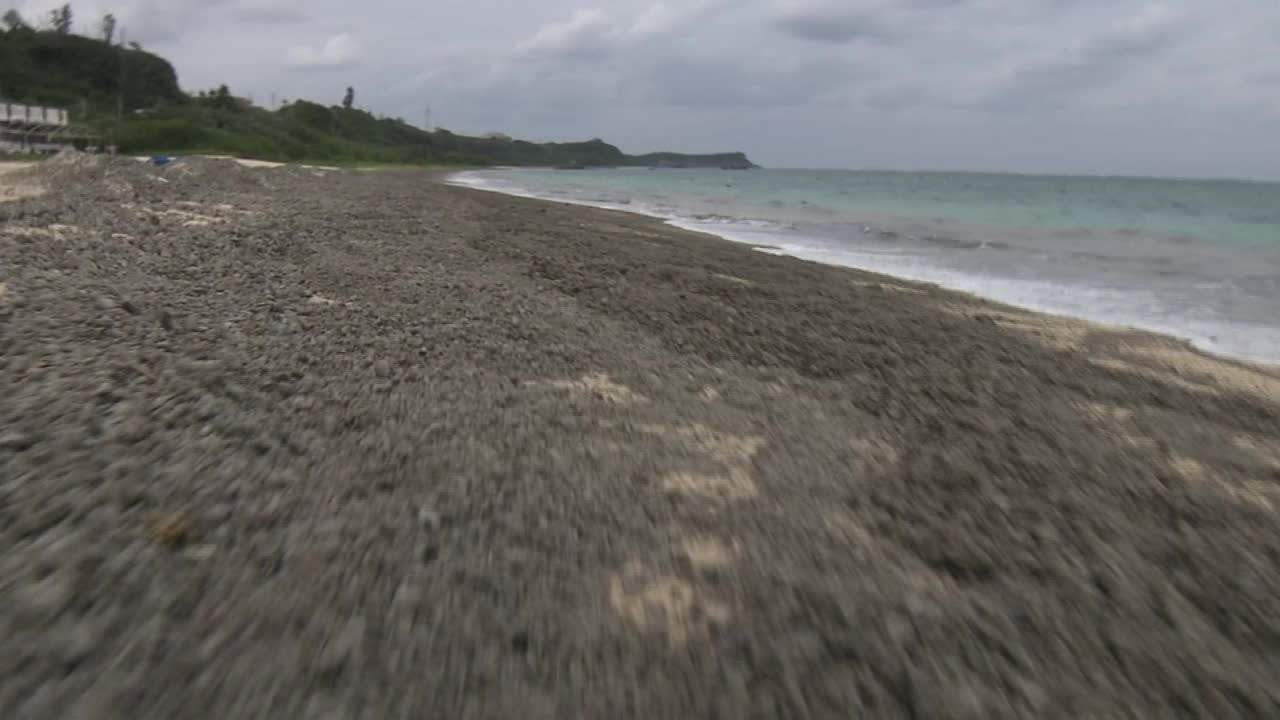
[2,154,1279,718]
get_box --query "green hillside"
[0,16,756,168]
[0,21,182,113]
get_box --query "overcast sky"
[13,0,1280,179]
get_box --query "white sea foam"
[447,170,1280,366]
[738,235,1280,364]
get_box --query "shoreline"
[444,169,1280,373]
[4,156,1280,716]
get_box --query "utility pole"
[117,28,127,118]
[424,104,431,131]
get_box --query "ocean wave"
[748,239,1280,363]
[447,169,1280,365]
[857,225,1010,251]
[917,235,1011,251]
[677,213,790,231]
[570,194,632,205]
[450,172,790,233]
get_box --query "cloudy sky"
[13,0,1280,179]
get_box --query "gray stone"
[417,507,442,531]
[0,431,35,451]
[17,573,75,620]
[316,616,366,678]
[56,619,102,665]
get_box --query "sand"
[2,155,1280,718]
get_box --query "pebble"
[111,416,151,444]
[206,502,234,524]
[391,581,421,616]
[304,696,354,720]
[0,430,35,451]
[17,573,76,620]
[55,619,102,665]
[316,616,366,678]
[183,544,217,561]
[417,507,442,531]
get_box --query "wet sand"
[3,155,1280,718]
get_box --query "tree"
[3,9,28,31]
[101,13,116,44]
[49,4,72,34]
[342,86,354,109]
[205,84,242,112]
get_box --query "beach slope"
[2,156,1279,718]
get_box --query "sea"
[448,167,1280,366]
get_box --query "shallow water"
[450,167,1280,365]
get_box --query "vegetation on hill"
[1,6,181,114]
[632,152,759,169]
[0,7,756,168]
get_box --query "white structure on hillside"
[0,100,96,153]
[0,102,70,126]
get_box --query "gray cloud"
[863,84,927,111]
[973,3,1187,112]
[13,0,232,44]
[513,9,617,60]
[12,0,1280,178]
[775,9,890,44]
[285,33,360,70]
[772,0,970,44]
[642,55,848,108]
[233,2,307,25]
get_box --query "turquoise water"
[451,168,1280,364]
